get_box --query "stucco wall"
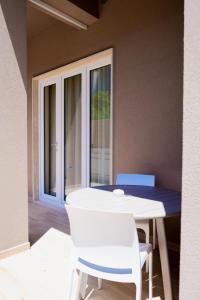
[0,0,28,251]
[28,0,183,243]
[180,0,200,298]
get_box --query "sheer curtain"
[90,64,111,186]
[64,75,82,195]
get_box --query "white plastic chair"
[66,205,153,300]
[116,173,157,253]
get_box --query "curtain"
[64,75,81,194]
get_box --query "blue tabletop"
[94,185,181,217]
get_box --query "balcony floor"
[29,200,179,300]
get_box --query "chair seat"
[76,243,152,277]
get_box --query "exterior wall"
[0,0,28,251]
[28,0,183,243]
[180,0,200,298]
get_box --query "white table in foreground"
[67,186,181,300]
[0,229,72,300]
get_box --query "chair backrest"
[116,173,155,187]
[66,204,139,250]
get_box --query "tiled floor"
[29,200,179,299]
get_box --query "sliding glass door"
[40,70,85,205]
[40,78,62,203]
[89,64,112,187]
[39,54,112,205]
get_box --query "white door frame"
[38,52,113,206]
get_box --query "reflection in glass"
[44,84,56,196]
[64,75,82,195]
[90,65,111,186]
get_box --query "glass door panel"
[90,64,111,186]
[64,74,82,196]
[44,84,57,196]
[41,78,62,205]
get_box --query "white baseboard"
[0,242,30,260]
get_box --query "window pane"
[64,74,82,195]
[90,65,111,186]
[44,84,56,196]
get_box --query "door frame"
[37,50,113,206]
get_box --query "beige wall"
[180,0,200,298]
[0,0,28,251]
[28,0,183,243]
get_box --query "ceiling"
[27,0,108,40]
[27,4,59,40]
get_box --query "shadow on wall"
[0,0,27,90]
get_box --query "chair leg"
[79,273,88,299]
[97,278,102,289]
[66,268,74,300]
[145,225,150,273]
[153,219,156,249]
[148,251,153,300]
[135,279,142,300]
[69,269,81,300]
